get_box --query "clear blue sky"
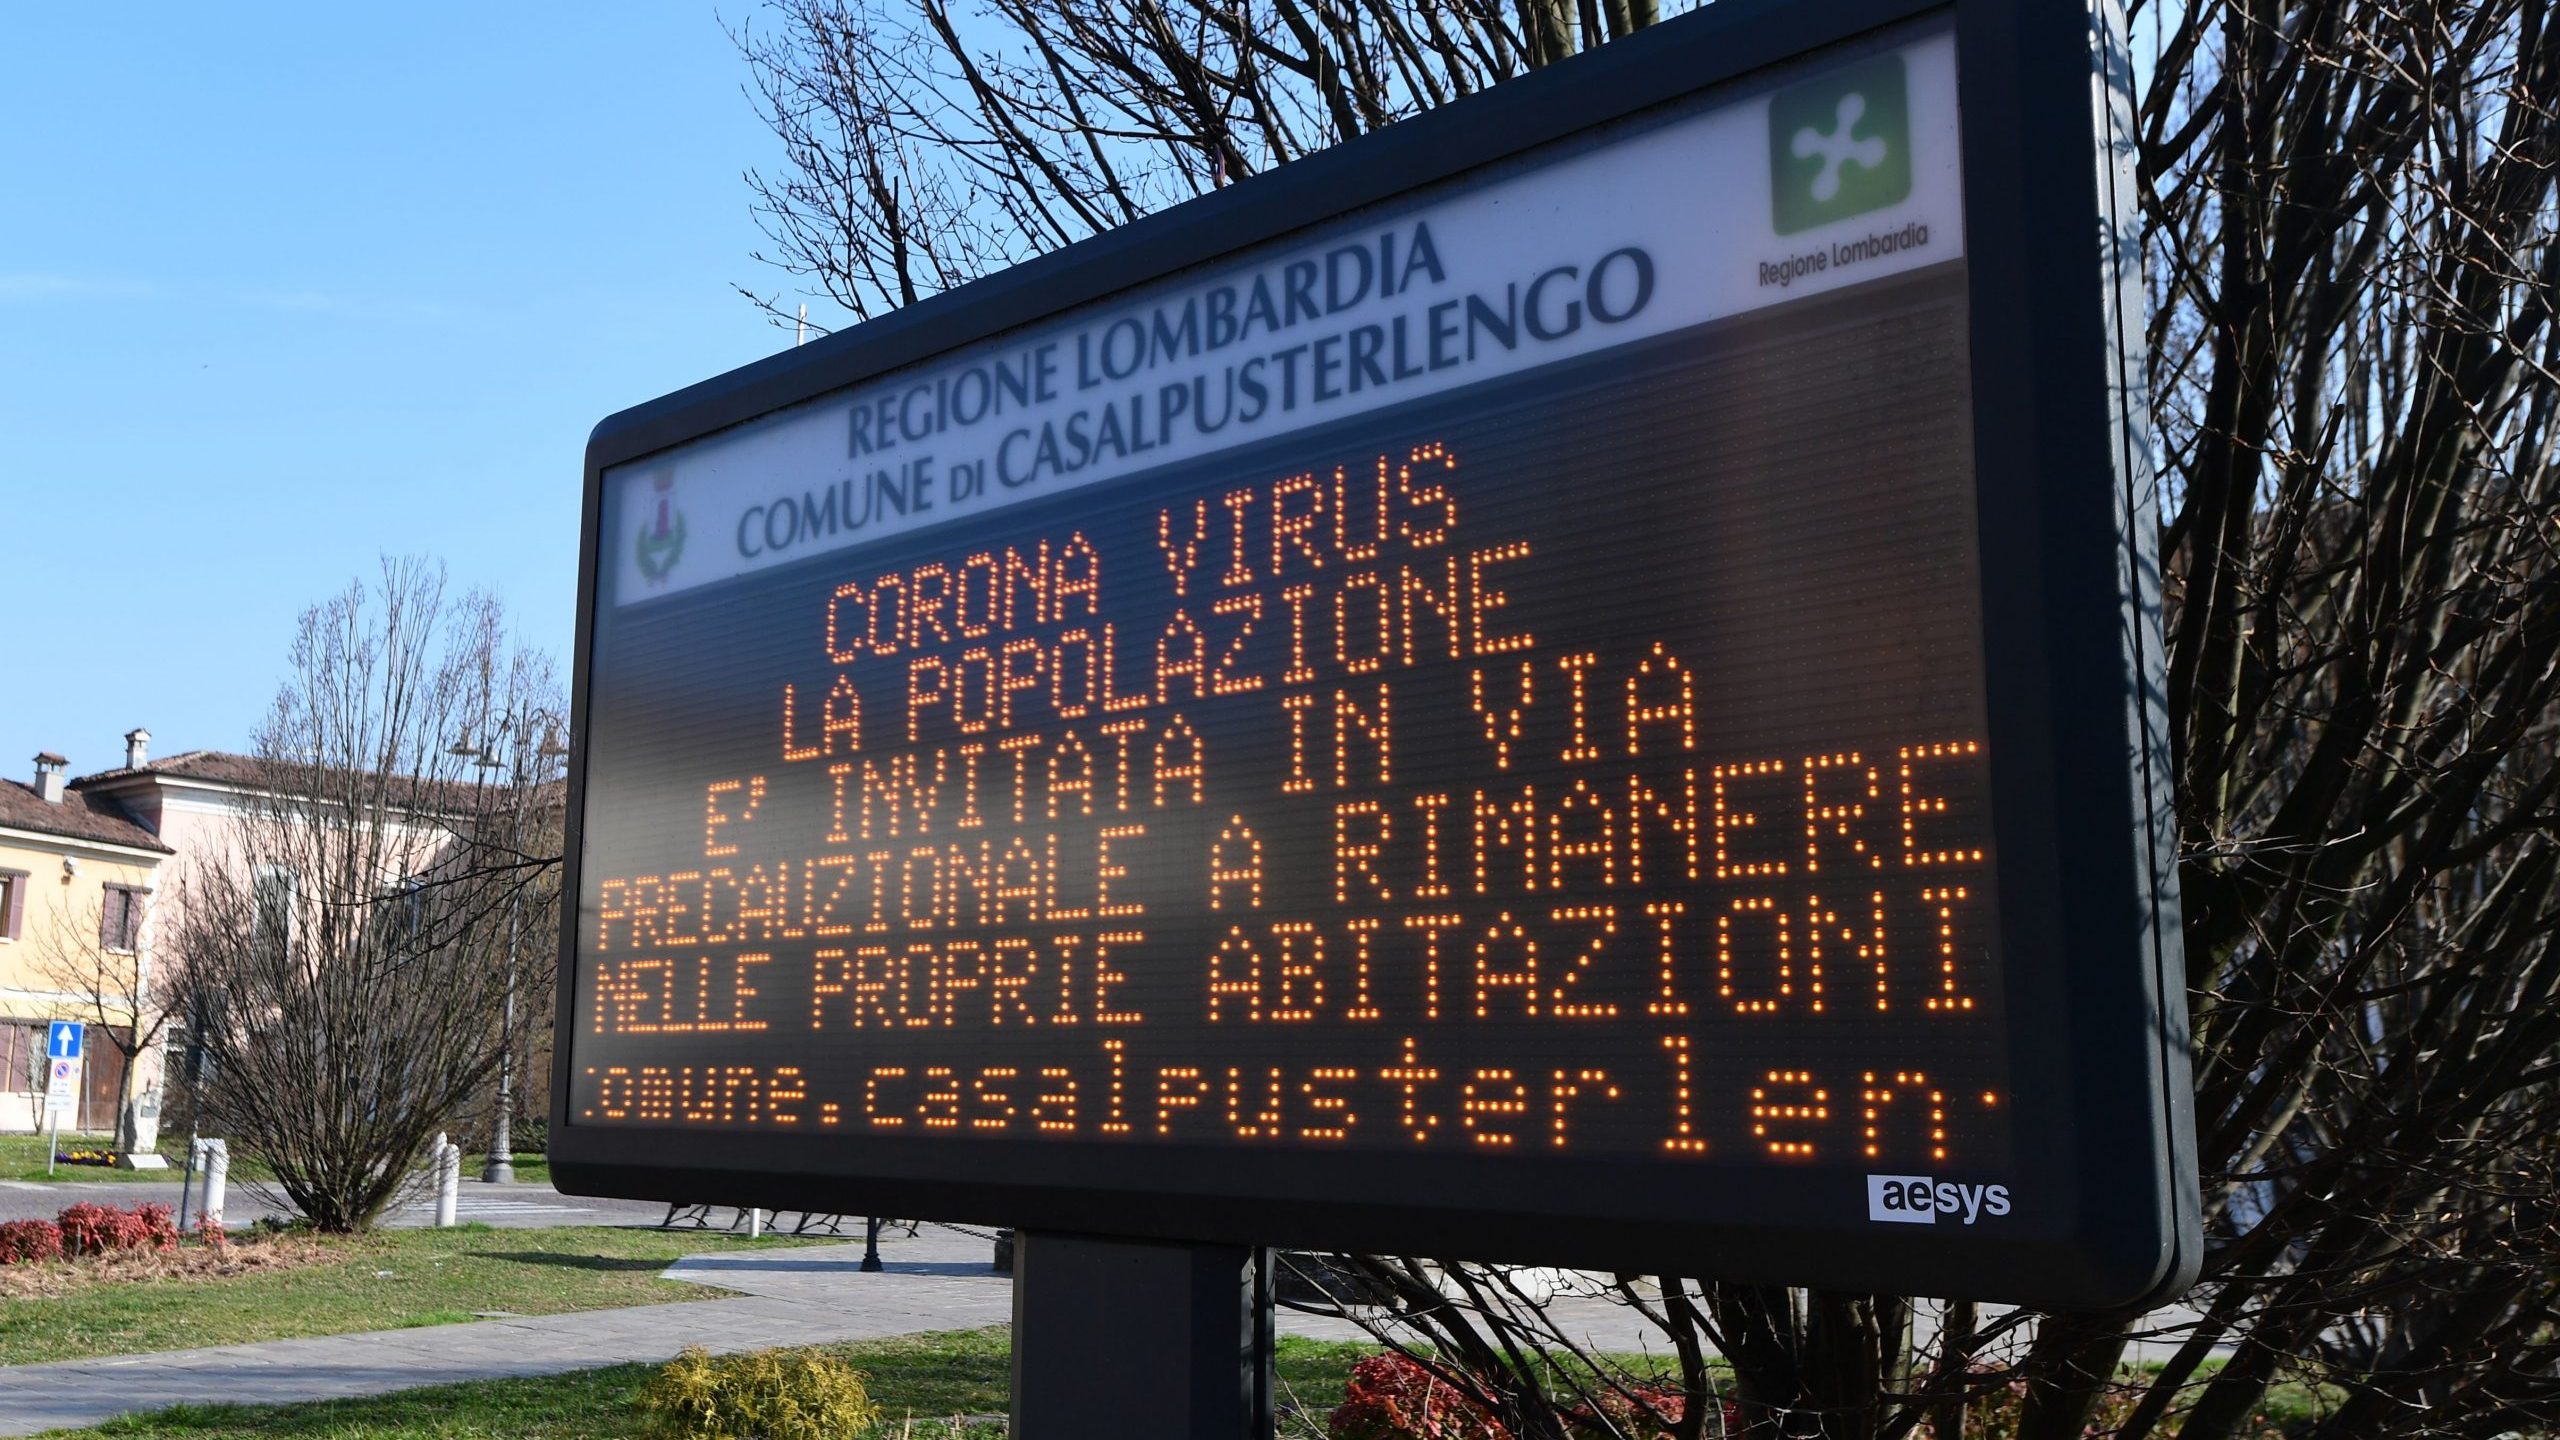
[1,2,794,779]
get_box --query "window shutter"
[97,886,148,951]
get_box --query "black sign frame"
[552,0,2199,1309]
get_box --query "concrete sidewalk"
[0,1175,677,1231]
[660,1232,1661,1352]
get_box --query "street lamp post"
[485,895,519,1185]
[450,716,564,1188]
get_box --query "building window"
[100,884,147,953]
[254,866,297,960]
[371,877,429,956]
[166,1024,216,1089]
[0,1021,39,1093]
[0,869,25,942]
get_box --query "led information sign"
[555,2,2197,1308]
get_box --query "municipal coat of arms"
[636,470,687,584]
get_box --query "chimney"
[124,728,151,769]
[33,753,67,804]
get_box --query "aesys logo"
[1769,54,1913,235]
[1868,1174,2012,1226]
[635,468,688,585]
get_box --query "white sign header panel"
[604,34,1962,605]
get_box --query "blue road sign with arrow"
[46,1021,83,1063]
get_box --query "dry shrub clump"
[0,1230,331,1300]
[638,1346,883,1440]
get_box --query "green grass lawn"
[3,1133,561,1189]
[0,1133,284,1185]
[0,1225,815,1367]
[40,1330,1375,1438]
[0,1133,186,1183]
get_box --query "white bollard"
[747,1206,764,1239]
[196,1138,229,1227]
[434,1134,461,1228]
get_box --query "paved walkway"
[661,1230,1661,1352]
[0,1175,674,1230]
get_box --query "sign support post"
[42,1063,77,1176]
[1010,1233,1273,1440]
[43,1023,83,1176]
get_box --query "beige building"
[8,727,543,1161]
[0,742,171,1138]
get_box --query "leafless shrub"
[169,558,563,1232]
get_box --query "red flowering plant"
[128,1203,179,1252]
[1328,1352,1513,1440]
[0,1219,65,1265]
[55,1202,125,1256]
[53,1202,177,1257]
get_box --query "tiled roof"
[0,779,171,854]
[72,750,559,818]
[69,749,267,788]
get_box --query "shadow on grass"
[477,1252,667,1273]
[665,1254,996,1275]
[392,1310,477,1329]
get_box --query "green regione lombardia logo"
[1769,53,1913,235]
[635,468,686,584]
